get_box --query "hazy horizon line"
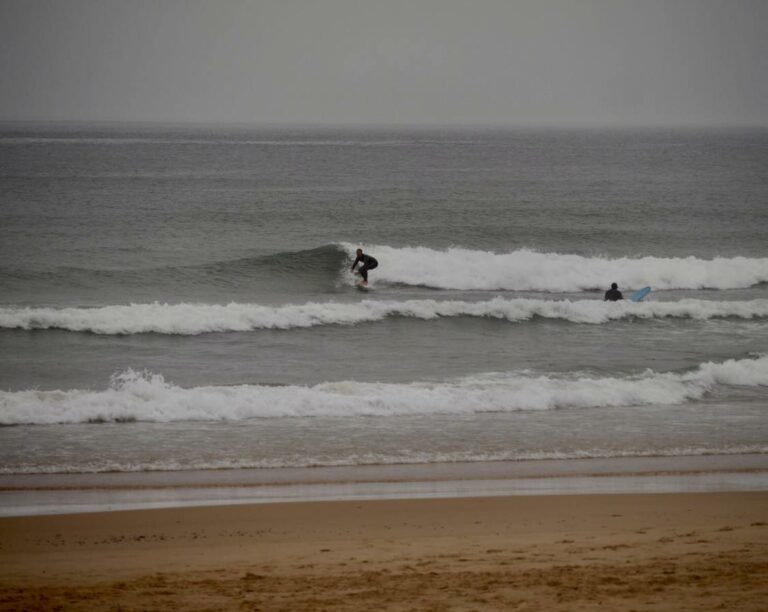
[1,118,767,132]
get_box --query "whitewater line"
[4,445,767,474]
[1,298,768,335]
[1,355,767,425]
[340,243,768,291]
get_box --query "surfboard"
[356,282,370,291]
[629,286,651,302]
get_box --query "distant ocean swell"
[2,355,766,425]
[2,298,768,334]
[3,244,768,293]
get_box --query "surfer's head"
[356,248,363,256]
[611,282,618,289]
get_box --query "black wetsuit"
[604,288,623,301]
[352,254,378,282]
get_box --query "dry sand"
[1,492,767,611]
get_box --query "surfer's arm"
[351,255,361,271]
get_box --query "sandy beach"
[3,3,768,609]
[1,491,766,611]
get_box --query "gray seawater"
[1,124,767,474]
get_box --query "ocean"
[1,123,767,501]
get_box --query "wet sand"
[2,454,766,517]
[1,491,767,610]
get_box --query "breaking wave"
[2,297,768,335]
[4,244,768,295]
[341,243,768,291]
[2,356,767,425]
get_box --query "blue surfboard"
[629,286,651,302]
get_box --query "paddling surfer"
[604,282,624,301]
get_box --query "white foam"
[2,297,768,334]
[2,356,767,425]
[341,243,768,291]
[3,446,766,474]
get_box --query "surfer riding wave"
[351,248,378,285]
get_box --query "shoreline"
[1,491,766,610]
[1,454,766,517]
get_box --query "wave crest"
[4,244,767,293]
[2,297,768,335]
[2,356,766,425]
[341,244,768,291]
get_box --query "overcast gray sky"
[1,0,766,126]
